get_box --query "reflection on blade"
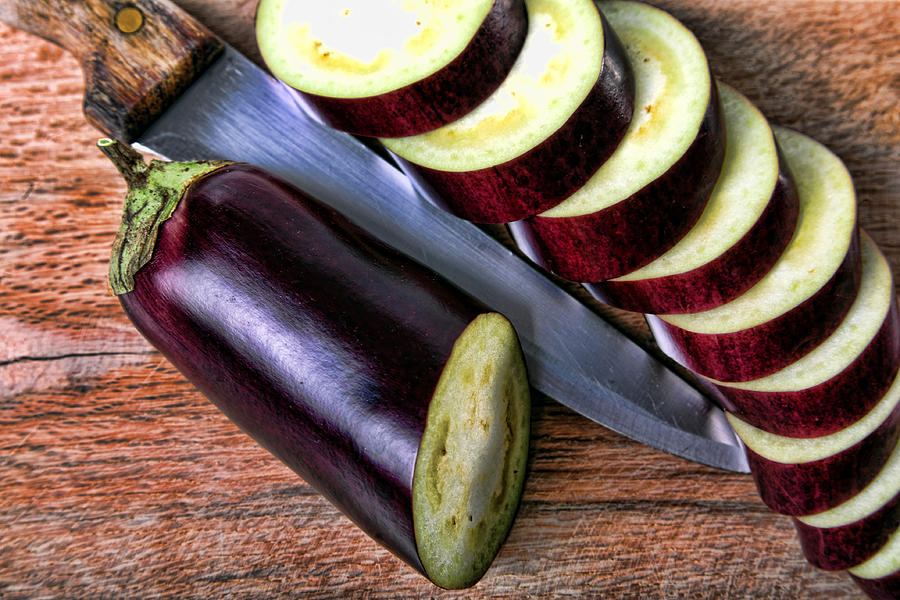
[135,46,749,473]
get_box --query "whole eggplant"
[98,139,531,589]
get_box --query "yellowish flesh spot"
[256,0,492,97]
[382,0,604,171]
[541,0,710,217]
[661,126,857,334]
[413,313,530,589]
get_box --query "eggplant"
[850,522,900,599]
[582,83,800,315]
[710,231,900,438]
[98,139,531,590]
[793,435,900,571]
[381,0,635,224]
[510,0,726,282]
[255,0,528,138]
[648,127,861,383]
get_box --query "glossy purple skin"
[647,229,862,382]
[584,153,799,314]
[513,77,725,282]
[295,0,528,138]
[793,487,900,571]
[398,12,635,224]
[118,164,489,575]
[715,296,900,437]
[744,394,900,516]
[853,571,900,600]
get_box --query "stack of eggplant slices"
[256,0,899,595]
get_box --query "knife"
[0,0,749,473]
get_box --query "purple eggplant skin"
[793,490,900,571]
[743,397,900,517]
[646,230,862,383]
[116,161,505,576]
[583,152,800,315]
[853,572,900,600]
[714,295,900,438]
[513,74,725,282]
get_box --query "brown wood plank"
[2,1,897,598]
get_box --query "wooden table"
[1,1,897,597]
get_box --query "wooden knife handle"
[0,0,223,142]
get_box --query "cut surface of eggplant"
[660,126,857,334]
[382,0,606,171]
[727,365,900,465]
[539,0,712,219]
[608,84,776,281]
[584,82,797,313]
[380,0,634,223]
[647,126,860,382]
[708,232,899,436]
[729,363,900,515]
[510,0,723,281]
[413,312,530,589]
[255,0,528,137]
[850,523,900,581]
[257,0,494,98]
[793,437,900,570]
[712,232,892,393]
[799,433,900,526]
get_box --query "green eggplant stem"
[97,137,150,189]
[98,138,230,295]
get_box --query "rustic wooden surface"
[0,0,223,142]
[1,1,897,598]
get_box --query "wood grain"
[1,1,897,598]
[0,0,222,141]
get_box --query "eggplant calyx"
[98,138,230,295]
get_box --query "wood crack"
[0,350,156,367]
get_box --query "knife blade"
[0,0,749,472]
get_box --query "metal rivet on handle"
[115,6,144,34]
